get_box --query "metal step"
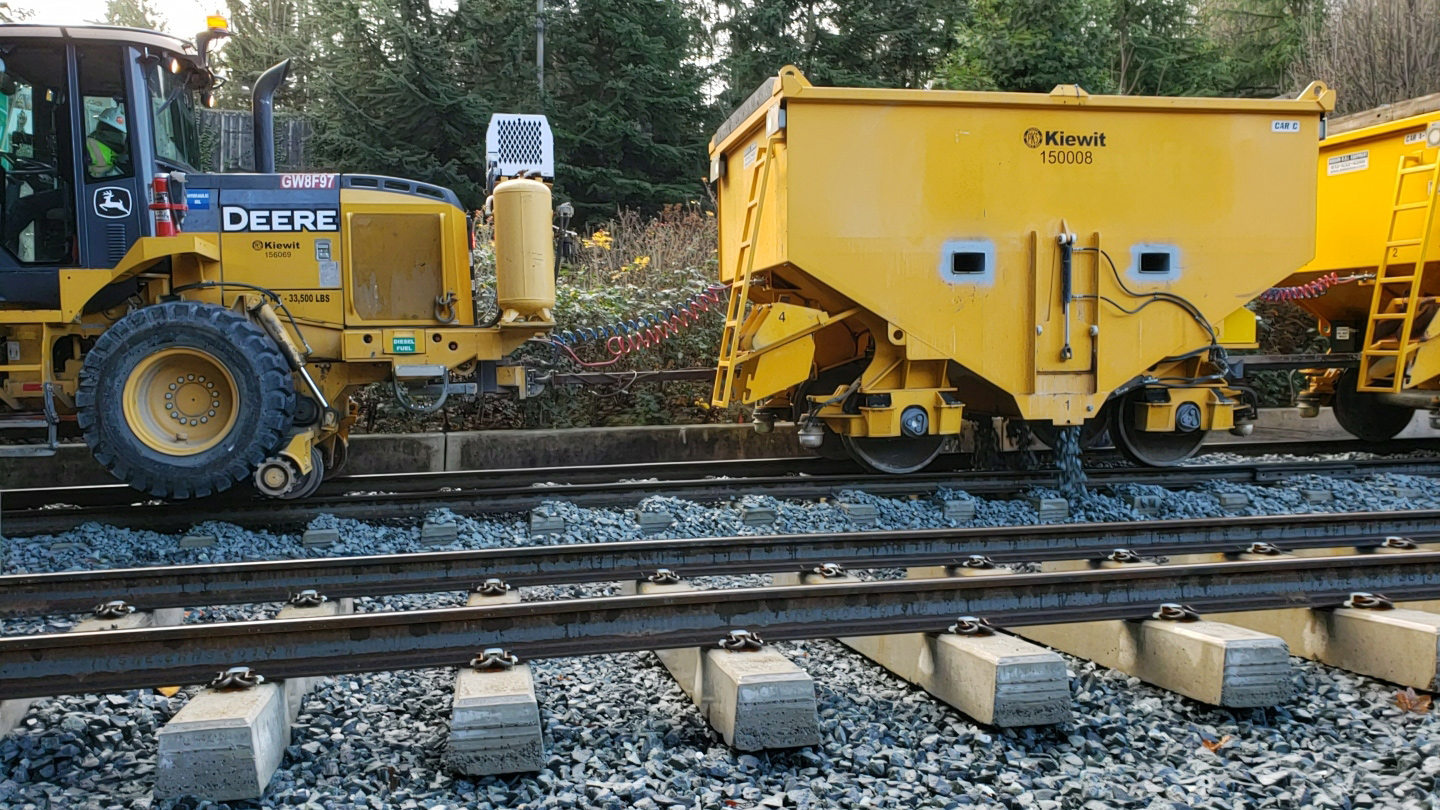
[0,444,58,458]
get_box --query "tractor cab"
[0,24,218,307]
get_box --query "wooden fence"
[198,109,312,172]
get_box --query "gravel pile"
[4,466,1440,808]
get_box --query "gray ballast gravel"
[4,455,1440,808]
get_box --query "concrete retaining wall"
[3,407,1434,491]
[0,423,805,488]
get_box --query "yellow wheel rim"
[121,348,239,456]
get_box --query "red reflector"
[20,382,43,392]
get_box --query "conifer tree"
[543,0,714,220]
[102,0,165,30]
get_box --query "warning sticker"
[1327,150,1369,176]
[743,142,758,168]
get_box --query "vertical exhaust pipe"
[251,59,291,173]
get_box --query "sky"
[10,0,219,34]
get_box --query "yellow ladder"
[1358,148,1440,393]
[711,138,778,407]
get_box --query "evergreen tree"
[939,0,1115,93]
[102,0,165,30]
[713,0,963,108]
[304,0,513,203]
[214,0,321,109]
[544,0,714,220]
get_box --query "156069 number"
[1039,150,1093,165]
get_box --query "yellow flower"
[582,229,613,250]
[633,255,651,268]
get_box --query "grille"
[485,114,554,179]
[105,224,128,267]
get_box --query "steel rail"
[3,553,1439,699]
[7,453,1440,536]
[3,510,1440,619]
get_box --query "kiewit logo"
[252,240,302,250]
[1025,128,1108,148]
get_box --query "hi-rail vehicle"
[0,21,560,498]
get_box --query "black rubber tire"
[76,301,296,499]
[1333,368,1413,443]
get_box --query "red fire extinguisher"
[149,173,187,237]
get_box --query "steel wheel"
[1107,392,1207,467]
[282,447,325,500]
[121,348,239,456]
[841,434,946,474]
[1333,368,1413,442]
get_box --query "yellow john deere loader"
[0,21,559,498]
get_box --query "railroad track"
[3,509,1438,619]
[5,508,1440,803]
[4,551,1438,700]
[5,438,1440,536]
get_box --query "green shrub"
[353,204,737,433]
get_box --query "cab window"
[146,54,202,170]
[0,44,75,265]
[77,45,133,182]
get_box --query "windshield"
[146,56,203,170]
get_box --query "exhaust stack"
[251,59,291,173]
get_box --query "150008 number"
[285,293,332,304]
[1040,150,1093,165]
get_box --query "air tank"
[493,177,556,323]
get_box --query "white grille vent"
[486,114,554,180]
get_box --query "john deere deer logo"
[94,187,132,219]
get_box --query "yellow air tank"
[709,66,1334,471]
[493,177,556,324]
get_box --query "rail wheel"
[1333,368,1412,442]
[281,447,325,500]
[1107,391,1207,467]
[841,434,946,474]
[76,300,296,499]
[794,362,865,461]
